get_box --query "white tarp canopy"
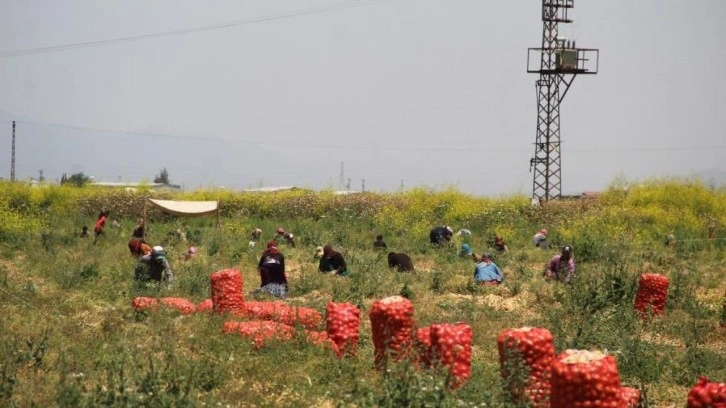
[147,198,219,217]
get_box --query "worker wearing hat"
[545,245,575,284]
[134,245,174,284]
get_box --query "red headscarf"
[263,240,279,256]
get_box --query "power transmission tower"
[10,121,15,182]
[361,179,365,192]
[527,0,598,202]
[39,169,44,182]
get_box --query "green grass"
[0,184,725,407]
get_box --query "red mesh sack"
[621,386,642,407]
[415,326,433,368]
[159,297,196,315]
[326,302,361,356]
[497,327,555,408]
[196,299,213,313]
[369,295,416,369]
[306,330,342,357]
[430,323,473,389]
[686,376,726,408]
[550,350,623,408]
[132,297,159,311]
[634,273,669,317]
[223,320,294,349]
[243,302,322,330]
[211,269,245,314]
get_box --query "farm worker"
[459,243,473,258]
[532,228,549,249]
[474,252,504,285]
[182,246,197,261]
[80,226,89,238]
[430,226,454,245]
[494,236,509,253]
[275,227,296,248]
[388,252,415,272]
[253,240,288,299]
[373,234,388,250]
[319,245,349,276]
[456,228,472,238]
[251,228,263,241]
[93,210,109,244]
[314,246,325,259]
[131,217,145,239]
[134,245,174,284]
[128,238,152,257]
[544,245,575,283]
[664,234,675,246]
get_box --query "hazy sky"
[1,0,724,195]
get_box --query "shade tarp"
[148,199,219,216]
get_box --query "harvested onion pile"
[325,302,360,356]
[550,349,622,408]
[497,327,555,407]
[634,273,669,317]
[211,269,245,314]
[370,296,416,369]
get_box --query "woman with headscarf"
[254,241,288,298]
[544,245,575,284]
[318,245,349,276]
[473,252,504,286]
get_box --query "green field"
[0,180,724,407]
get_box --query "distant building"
[89,181,181,191]
[241,186,299,193]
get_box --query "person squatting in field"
[373,234,388,250]
[134,246,174,284]
[493,236,509,252]
[473,252,504,285]
[430,225,454,245]
[544,245,575,284]
[252,241,288,299]
[532,228,549,249]
[93,210,110,244]
[388,252,415,272]
[251,228,263,241]
[275,227,296,248]
[319,245,349,276]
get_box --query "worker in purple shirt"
[545,245,575,283]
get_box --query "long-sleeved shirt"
[474,261,504,283]
[319,252,348,276]
[546,255,575,283]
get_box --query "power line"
[0,0,389,58]
[12,118,726,154]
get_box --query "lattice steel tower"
[527,0,598,202]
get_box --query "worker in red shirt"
[93,210,110,244]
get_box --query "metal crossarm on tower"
[526,0,598,202]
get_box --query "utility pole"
[338,162,344,190]
[39,169,44,182]
[11,121,16,182]
[527,0,598,202]
[361,179,365,192]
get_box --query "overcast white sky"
[0,0,724,195]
